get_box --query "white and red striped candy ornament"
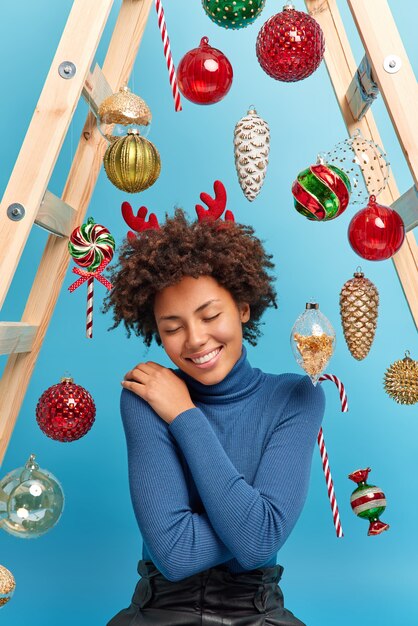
[317,374,348,538]
[155,0,182,112]
[68,218,115,339]
[349,467,389,536]
[68,217,115,271]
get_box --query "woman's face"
[154,276,250,385]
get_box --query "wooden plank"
[0,323,37,355]
[0,0,114,311]
[348,0,418,187]
[35,190,76,237]
[305,0,418,328]
[0,0,155,465]
[82,63,114,116]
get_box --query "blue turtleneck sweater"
[120,345,326,582]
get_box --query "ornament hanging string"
[68,259,113,339]
[155,0,182,112]
[317,374,349,538]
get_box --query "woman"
[103,191,325,625]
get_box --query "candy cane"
[155,0,182,112]
[86,276,94,339]
[69,259,113,340]
[319,374,348,412]
[317,374,348,538]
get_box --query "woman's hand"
[121,361,196,424]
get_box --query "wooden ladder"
[304,0,418,319]
[0,0,417,467]
[0,0,154,465]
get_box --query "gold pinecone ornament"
[234,106,270,201]
[339,269,379,360]
[384,351,418,405]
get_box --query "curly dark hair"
[102,208,278,346]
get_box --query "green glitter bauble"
[202,0,266,29]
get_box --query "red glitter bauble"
[256,4,325,82]
[177,36,233,104]
[36,377,96,442]
[348,195,405,261]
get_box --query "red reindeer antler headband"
[195,180,235,223]
[121,203,160,242]
[121,180,234,239]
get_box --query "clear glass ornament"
[0,455,64,539]
[324,129,390,204]
[291,302,336,384]
[95,85,152,142]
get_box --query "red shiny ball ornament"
[36,377,96,442]
[177,36,233,104]
[348,195,405,261]
[256,4,325,82]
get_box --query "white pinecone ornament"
[339,269,379,360]
[234,107,270,201]
[384,351,418,405]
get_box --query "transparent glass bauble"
[98,121,151,141]
[324,129,390,204]
[96,85,152,142]
[290,303,336,384]
[0,455,64,539]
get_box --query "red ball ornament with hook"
[176,37,233,104]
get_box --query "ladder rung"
[82,63,113,117]
[0,323,37,355]
[35,190,77,238]
[392,185,418,232]
[346,55,379,121]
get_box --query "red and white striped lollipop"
[68,217,115,271]
[68,217,115,339]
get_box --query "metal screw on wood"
[58,61,76,79]
[383,54,402,73]
[7,203,25,221]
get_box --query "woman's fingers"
[121,379,146,399]
[123,361,168,386]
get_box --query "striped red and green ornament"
[349,467,389,536]
[292,158,351,221]
[68,217,115,271]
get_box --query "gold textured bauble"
[98,86,152,127]
[384,351,418,405]
[103,130,161,193]
[0,565,16,607]
[339,269,379,360]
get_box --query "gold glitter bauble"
[0,565,16,608]
[384,351,418,405]
[98,86,152,127]
[103,130,161,193]
[340,268,379,360]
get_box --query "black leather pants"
[107,559,306,625]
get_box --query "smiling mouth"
[186,347,223,365]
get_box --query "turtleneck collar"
[175,345,263,404]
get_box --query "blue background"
[0,1,417,624]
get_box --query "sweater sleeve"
[168,375,326,570]
[120,388,235,582]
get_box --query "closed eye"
[203,313,221,322]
